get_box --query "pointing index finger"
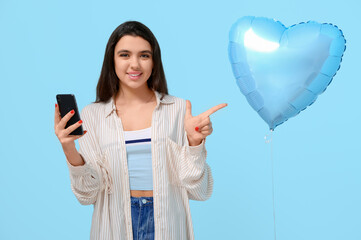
[201,103,228,117]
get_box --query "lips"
[127,72,142,80]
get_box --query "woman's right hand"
[54,104,86,148]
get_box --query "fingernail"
[195,127,199,131]
[71,110,75,114]
[78,120,83,124]
[84,130,87,134]
[55,103,58,108]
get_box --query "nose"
[130,56,140,69]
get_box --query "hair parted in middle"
[95,21,168,103]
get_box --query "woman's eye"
[120,54,129,57]
[141,54,150,58]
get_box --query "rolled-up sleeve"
[167,136,214,201]
[66,106,103,205]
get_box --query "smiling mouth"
[128,73,142,77]
[128,73,142,80]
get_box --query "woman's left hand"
[184,100,228,146]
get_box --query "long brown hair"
[94,21,168,103]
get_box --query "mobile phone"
[56,94,84,135]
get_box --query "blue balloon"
[228,16,346,130]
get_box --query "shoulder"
[81,102,103,114]
[80,100,110,121]
[161,94,186,112]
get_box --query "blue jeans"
[131,197,155,240]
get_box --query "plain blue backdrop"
[1,0,360,239]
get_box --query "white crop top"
[123,127,153,190]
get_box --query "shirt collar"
[104,91,175,118]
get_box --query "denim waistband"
[131,196,154,206]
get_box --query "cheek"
[114,62,125,80]
[147,61,154,74]
[114,60,126,72]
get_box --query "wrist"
[63,147,85,167]
[187,136,202,146]
[62,142,76,152]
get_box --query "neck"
[114,85,155,106]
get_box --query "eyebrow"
[116,50,152,55]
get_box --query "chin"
[124,82,148,90]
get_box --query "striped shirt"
[66,91,213,240]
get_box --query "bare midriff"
[130,190,153,197]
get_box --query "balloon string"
[265,129,276,240]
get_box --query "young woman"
[54,21,227,240]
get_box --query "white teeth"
[129,74,141,76]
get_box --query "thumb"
[185,100,192,118]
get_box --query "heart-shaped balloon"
[228,16,346,130]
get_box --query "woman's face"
[114,35,153,91]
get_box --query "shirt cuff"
[66,154,93,176]
[187,139,206,156]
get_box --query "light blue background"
[1,0,360,239]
